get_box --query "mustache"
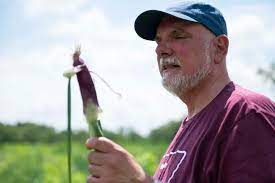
[160,57,181,71]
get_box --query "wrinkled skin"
[155,16,229,118]
[85,15,229,183]
[86,137,153,183]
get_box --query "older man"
[86,2,275,183]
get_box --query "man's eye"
[173,33,187,39]
[175,35,185,39]
[174,35,187,39]
[155,36,161,44]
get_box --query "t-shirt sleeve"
[220,111,275,183]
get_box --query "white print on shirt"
[160,150,187,183]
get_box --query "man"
[86,2,275,183]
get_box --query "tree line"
[0,120,181,144]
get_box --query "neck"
[178,72,231,120]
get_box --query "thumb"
[85,137,115,152]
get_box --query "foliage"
[0,122,56,143]
[0,142,167,182]
[0,120,181,144]
[0,120,183,182]
[148,120,181,143]
[258,62,275,84]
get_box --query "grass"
[0,141,167,182]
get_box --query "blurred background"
[0,0,274,182]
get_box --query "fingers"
[88,164,102,177]
[86,175,100,183]
[86,137,116,152]
[86,137,144,182]
[87,151,108,165]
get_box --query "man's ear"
[213,35,229,64]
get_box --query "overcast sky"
[1,0,274,135]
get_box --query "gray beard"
[161,57,211,96]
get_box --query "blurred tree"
[16,122,56,143]
[258,62,275,85]
[148,120,181,143]
[0,122,57,143]
[0,123,18,142]
[0,120,184,144]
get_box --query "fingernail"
[85,137,94,148]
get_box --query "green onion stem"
[67,78,72,183]
[88,120,104,137]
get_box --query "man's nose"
[155,42,173,58]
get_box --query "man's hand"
[86,137,153,183]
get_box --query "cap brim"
[134,10,198,41]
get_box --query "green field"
[0,141,167,183]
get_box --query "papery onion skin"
[72,49,100,114]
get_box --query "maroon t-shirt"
[154,82,275,183]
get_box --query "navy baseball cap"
[134,2,227,40]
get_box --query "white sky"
[0,0,274,135]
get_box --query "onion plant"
[63,47,103,183]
